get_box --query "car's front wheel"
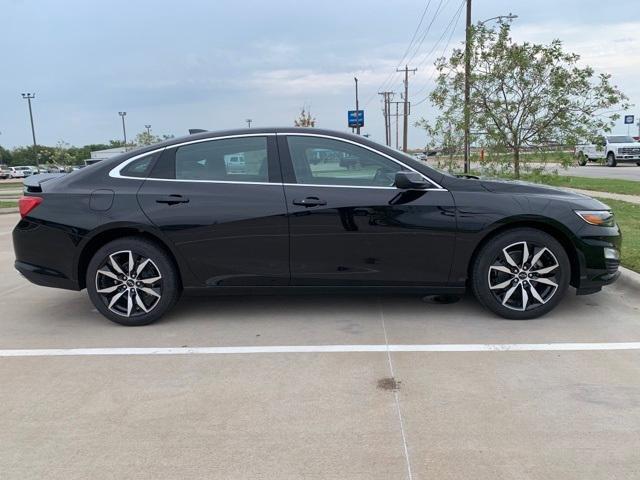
[606,152,617,167]
[86,237,181,326]
[471,228,570,320]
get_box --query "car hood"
[479,178,610,209]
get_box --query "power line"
[403,0,448,67]
[411,0,466,102]
[364,0,443,107]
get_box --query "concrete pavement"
[1,212,640,479]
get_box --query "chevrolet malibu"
[13,128,621,325]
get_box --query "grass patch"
[522,174,640,196]
[0,182,23,189]
[595,197,640,272]
[0,200,18,208]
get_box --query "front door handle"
[155,194,190,205]
[293,197,327,207]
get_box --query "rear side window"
[173,137,269,182]
[120,153,157,178]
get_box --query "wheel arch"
[76,224,185,290]
[468,219,581,288]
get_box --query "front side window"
[286,136,404,187]
[174,137,268,182]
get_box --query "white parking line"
[1,342,640,357]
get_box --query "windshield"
[607,136,635,143]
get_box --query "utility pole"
[118,112,127,150]
[21,93,37,161]
[246,119,252,128]
[395,102,400,149]
[389,101,403,149]
[396,65,417,152]
[145,124,151,135]
[463,0,472,173]
[378,91,394,146]
[354,77,361,135]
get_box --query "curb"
[0,207,18,215]
[618,267,640,291]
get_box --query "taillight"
[18,196,43,218]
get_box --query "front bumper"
[573,224,621,294]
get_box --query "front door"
[279,134,457,286]
[137,134,289,286]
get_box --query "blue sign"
[624,115,635,124]
[348,110,364,128]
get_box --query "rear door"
[135,134,289,287]
[279,134,457,287]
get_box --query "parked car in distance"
[223,154,246,174]
[13,128,621,326]
[13,166,38,177]
[7,167,26,178]
[0,165,11,179]
[576,135,640,167]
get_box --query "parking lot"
[1,211,640,479]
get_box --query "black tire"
[636,162,640,167]
[577,153,587,166]
[471,228,570,320]
[606,152,617,167]
[86,237,181,326]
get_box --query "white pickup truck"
[576,135,640,167]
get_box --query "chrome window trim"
[278,132,447,191]
[108,131,447,192]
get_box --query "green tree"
[294,107,316,127]
[0,146,13,166]
[419,22,629,178]
[134,130,174,146]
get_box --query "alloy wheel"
[487,241,560,312]
[95,250,163,317]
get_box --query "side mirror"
[394,171,429,190]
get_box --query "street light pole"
[118,112,127,149]
[354,77,360,135]
[145,124,151,135]
[246,119,252,128]
[464,11,518,173]
[463,0,472,174]
[21,93,37,160]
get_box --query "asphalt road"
[1,212,640,479]
[560,164,640,181]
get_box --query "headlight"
[575,210,615,227]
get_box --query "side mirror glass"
[394,171,429,190]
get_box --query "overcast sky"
[1,0,639,149]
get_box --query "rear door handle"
[293,197,327,207]
[155,194,189,205]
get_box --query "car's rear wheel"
[471,228,570,320]
[606,152,617,167]
[86,237,180,326]
[577,153,587,166]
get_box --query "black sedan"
[13,128,621,325]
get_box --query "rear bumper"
[13,218,82,291]
[14,260,80,290]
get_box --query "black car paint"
[13,128,621,297]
